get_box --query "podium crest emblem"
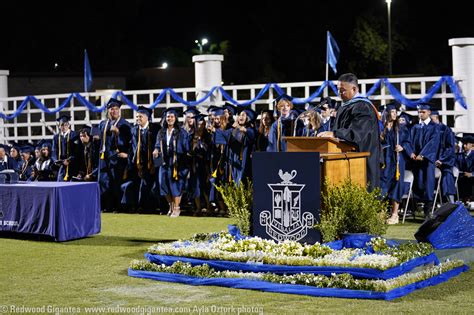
[260,169,314,241]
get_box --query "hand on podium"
[317,131,334,138]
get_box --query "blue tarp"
[427,205,474,249]
[145,252,439,280]
[128,264,468,300]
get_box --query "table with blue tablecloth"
[0,182,101,241]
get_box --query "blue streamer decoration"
[128,264,468,300]
[0,76,468,120]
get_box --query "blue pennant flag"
[84,49,93,92]
[327,31,340,75]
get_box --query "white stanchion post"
[192,55,224,109]
[0,70,10,142]
[449,38,474,133]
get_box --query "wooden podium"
[284,137,369,187]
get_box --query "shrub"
[315,179,388,242]
[215,180,253,235]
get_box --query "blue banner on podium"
[252,152,321,244]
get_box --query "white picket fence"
[0,76,468,143]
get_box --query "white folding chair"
[402,170,414,224]
[453,166,460,201]
[431,167,442,214]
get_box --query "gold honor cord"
[100,120,109,160]
[172,135,178,180]
[63,132,70,180]
[395,131,400,181]
[277,118,281,152]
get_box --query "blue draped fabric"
[128,264,468,300]
[0,182,101,241]
[0,76,468,120]
[144,252,439,280]
[427,205,474,249]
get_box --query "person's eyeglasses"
[321,107,329,111]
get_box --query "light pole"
[386,0,392,75]
[195,38,209,54]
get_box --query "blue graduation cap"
[106,98,123,109]
[40,141,52,150]
[223,102,238,116]
[385,101,401,111]
[207,105,225,116]
[9,142,20,151]
[162,107,183,117]
[0,144,8,151]
[56,115,71,124]
[183,107,200,116]
[275,94,294,103]
[240,107,257,122]
[194,113,208,122]
[461,133,474,144]
[137,106,153,119]
[398,112,414,125]
[416,102,432,111]
[430,110,440,116]
[319,97,336,109]
[20,145,34,154]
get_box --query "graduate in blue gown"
[52,115,78,181]
[398,112,415,130]
[8,143,21,172]
[409,103,440,218]
[181,107,200,205]
[17,145,35,181]
[206,106,230,214]
[301,105,322,137]
[318,73,382,192]
[456,134,474,202]
[187,114,212,214]
[98,98,132,212]
[153,108,189,217]
[182,107,200,135]
[431,110,457,203]
[267,94,301,152]
[0,144,16,172]
[223,102,238,130]
[122,106,160,213]
[255,110,275,152]
[317,97,336,133]
[215,108,257,185]
[31,141,55,181]
[75,127,100,182]
[380,104,413,224]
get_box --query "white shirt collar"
[139,122,149,130]
[420,117,431,125]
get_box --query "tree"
[192,40,231,56]
[346,15,406,77]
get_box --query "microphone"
[292,111,307,136]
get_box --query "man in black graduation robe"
[318,73,381,192]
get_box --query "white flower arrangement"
[129,259,465,293]
[146,233,434,270]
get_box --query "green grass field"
[1,214,473,314]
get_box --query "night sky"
[1,0,473,84]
